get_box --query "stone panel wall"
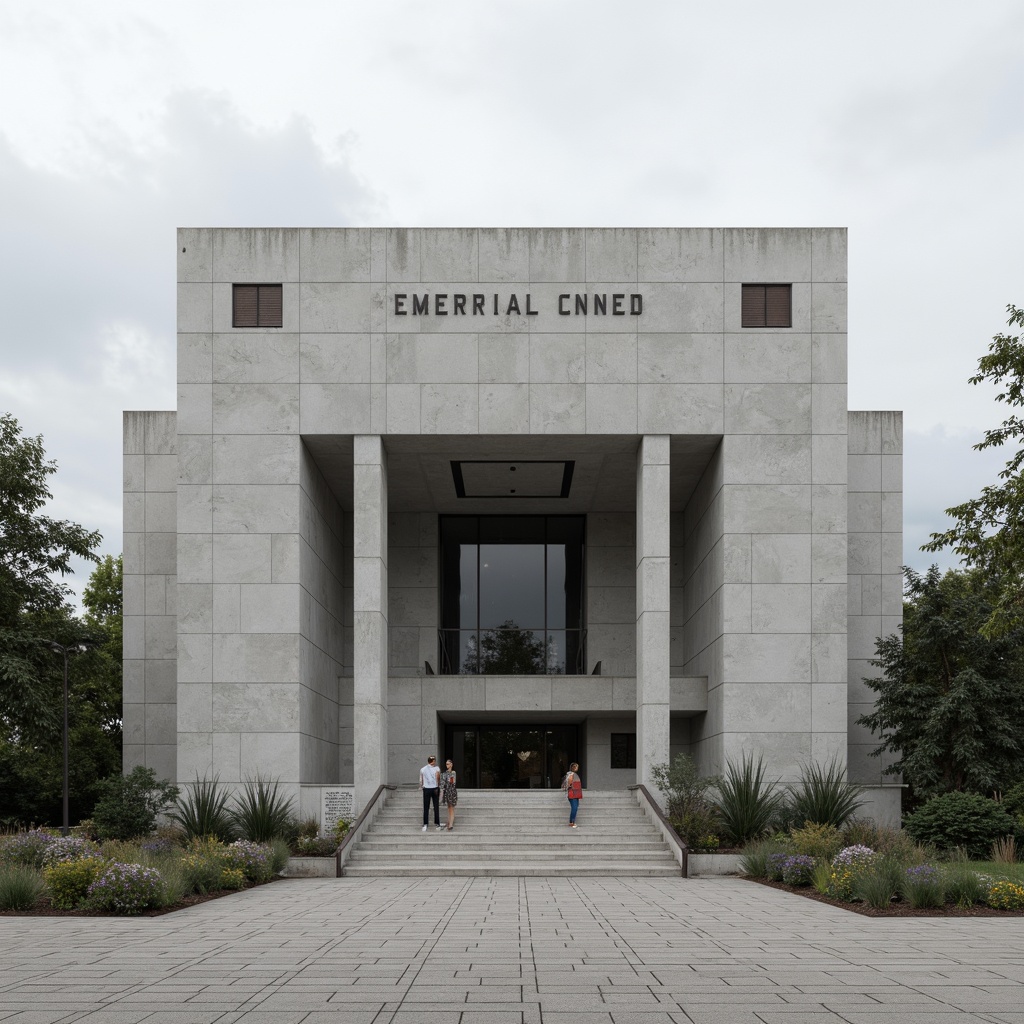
[123,410,178,781]
[847,410,903,801]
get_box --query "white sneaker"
[435,824,443,830]
[422,825,427,832]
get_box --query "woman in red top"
[565,762,583,827]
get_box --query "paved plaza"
[1,876,1022,1024]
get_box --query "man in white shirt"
[420,755,442,831]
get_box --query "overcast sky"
[1,0,1022,602]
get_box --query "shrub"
[790,822,843,860]
[269,838,290,875]
[1001,781,1024,820]
[825,866,856,901]
[653,754,721,847]
[219,867,246,891]
[295,816,320,841]
[171,775,235,843]
[738,838,789,878]
[0,865,45,910]
[45,856,108,910]
[670,806,722,850]
[292,835,337,856]
[332,817,353,843]
[780,854,816,886]
[902,864,944,908]
[854,857,903,909]
[903,792,1017,859]
[87,862,164,914]
[92,766,179,841]
[40,836,100,868]
[0,829,56,868]
[841,820,921,863]
[230,774,295,843]
[716,754,784,845]
[942,862,985,907]
[986,879,1024,910]
[180,837,231,893]
[785,759,863,828]
[225,840,274,883]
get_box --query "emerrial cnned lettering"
[393,292,643,316]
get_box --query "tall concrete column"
[353,436,388,812]
[637,435,671,789]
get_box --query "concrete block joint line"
[1,877,1022,1022]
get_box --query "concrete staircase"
[341,788,682,877]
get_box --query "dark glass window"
[233,284,283,327]
[741,283,791,327]
[610,733,637,769]
[440,516,585,675]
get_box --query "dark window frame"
[741,283,792,328]
[610,732,636,770]
[232,283,283,328]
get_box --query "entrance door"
[445,724,579,788]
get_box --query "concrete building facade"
[123,227,902,823]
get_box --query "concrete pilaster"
[353,435,389,811]
[637,435,671,788]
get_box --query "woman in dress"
[441,759,458,831]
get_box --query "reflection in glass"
[439,517,585,675]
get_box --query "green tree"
[0,413,101,740]
[0,556,122,827]
[924,304,1024,636]
[858,565,1024,799]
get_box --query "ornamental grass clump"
[942,861,985,907]
[901,863,944,908]
[853,857,903,909]
[0,829,56,868]
[738,838,789,879]
[985,879,1024,910]
[86,862,164,915]
[779,854,816,886]
[44,856,108,910]
[0,865,45,911]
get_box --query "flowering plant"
[225,840,273,883]
[986,879,1024,911]
[0,829,57,868]
[40,836,100,867]
[832,845,875,868]
[86,862,164,914]
[780,854,816,886]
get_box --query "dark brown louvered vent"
[232,284,283,327]
[741,283,792,328]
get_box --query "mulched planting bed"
[0,875,287,918]
[749,876,1024,917]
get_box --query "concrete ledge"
[688,853,743,876]
[281,857,336,878]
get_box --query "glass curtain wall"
[440,516,585,674]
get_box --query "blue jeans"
[568,798,579,824]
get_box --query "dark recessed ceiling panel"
[452,460,574,499]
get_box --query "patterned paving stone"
[0,877,1022,1023]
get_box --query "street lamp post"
[44,641,88,837]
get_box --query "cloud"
[0,89,381,604]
